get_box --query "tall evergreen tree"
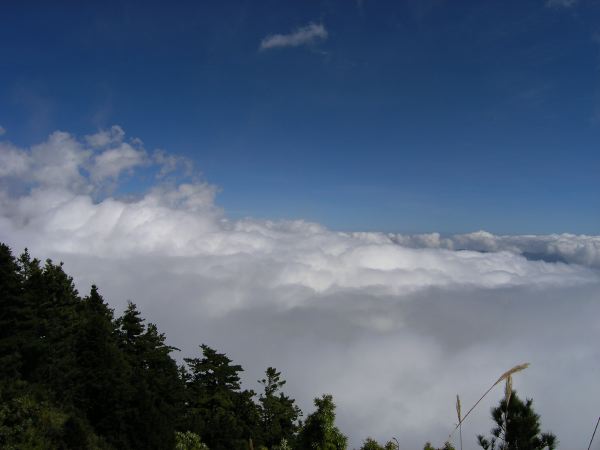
[296,394,347,450]
[16,254,81,400]
[258,367,301,448]
[12,250,47,381]
[0,244,24,378]
[0,245,112,449]
[135,322,185,449]
[72,285,131,449]
[184,345,260,450]
[477,391,557,450]
[116,302,184,449]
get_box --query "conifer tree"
[258,367,301,448]
[22,256,81,398]
[477,391,556,450]
[0,244,24,378]
[72,285,131,448]
[116,302,184,449]
[296,394,347,450]
[184,345,260,450]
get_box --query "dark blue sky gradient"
[1,0,599,233]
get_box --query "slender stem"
[450,383,496,438]
[504,398,510,446]
[588,416,600,450]
[459,422,463,450]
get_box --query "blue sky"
[1,0,599,234]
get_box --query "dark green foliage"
[183,344,261,450]
[0,380,109,449]
[477,391,557,450]
[20,253,81,395]
[0,243,24,378]
[175,431,209,449]
[296,394,348,450]
[258,367,302,448]
[424,442,456,450]
[0,244,186,449]
[116,302,185,449]
[361,437,398,450]
[72,286,131,448]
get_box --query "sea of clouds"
[1,127,599,449]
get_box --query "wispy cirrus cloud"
[260,23,328,51]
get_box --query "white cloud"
[84,125,148,182]
[390,230,600,268]
[0,125,6,136]
[153,148,194,179]
[0,126,153,191]
[85,124,126,148]
[0,127,599,449]
[546,0,577,8]
[260,23,328,50]
[0,142,30,178]
[29,131,92,191]
[90,142,147,182]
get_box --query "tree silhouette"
[477,391,556,450]
[296,394,347,450]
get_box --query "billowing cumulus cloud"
[86,126,147,182]
[1,127,599,449]
[260,23,328,50]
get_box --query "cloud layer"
[390,230,600,269]
[260,23,328,50]
[1,128,598,449]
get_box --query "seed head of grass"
[504,375,513,407]
[494,363,529,387]
[450,362,530,439]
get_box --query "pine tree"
[184,345,260,450]
[72,285,131,449]
[477,391,557,450]
[258,367,301,448]
[136,322,185,449]
[16,254,81,399]
[0,244,24,378]
[116,301,184,449]
[296,394,347,450]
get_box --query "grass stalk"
[588,416,600,450]
[503,375,512,445]
[449,363,529,439]
[456,395,463,450]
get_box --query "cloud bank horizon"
[1,126,598,449]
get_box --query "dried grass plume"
[450,363,530,439]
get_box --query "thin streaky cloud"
[260,23,328,50]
